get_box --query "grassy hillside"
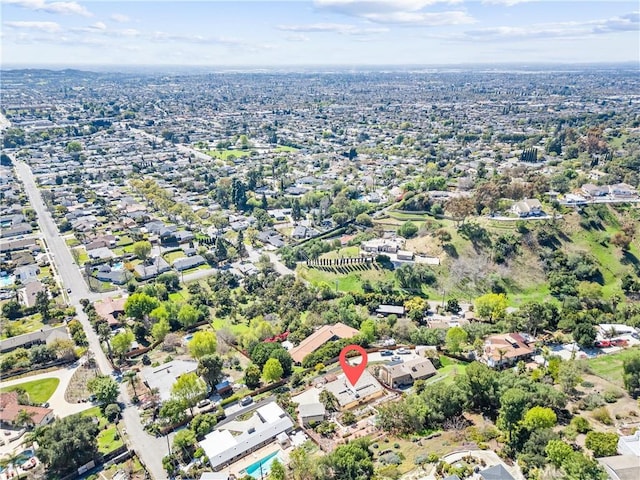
[296,204,639,305]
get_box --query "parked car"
[197,399,211,408]
[240,396,253,407]
[390,356,402,362]
[595,340,611,348]
[397,348,411,354]
[380,350,393,356]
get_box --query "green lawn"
[164,250,186,263]
[274,146,299,153]
[298,265,396,293]
[426,356,469,385]
[98,426,124,454]
[1,378,60,403]
[205,149,252,160]
[320,246,360,259]
[212,317,251,337]
[588,347,640,387]
[65,238,80,247]
[117,236,134,247]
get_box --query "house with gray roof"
[172,255,205,271]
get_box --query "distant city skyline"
[2,0,638,67]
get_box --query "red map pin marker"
[339,345,368,387]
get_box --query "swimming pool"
[183,334,194,344]
[245,450,282,479]
[112,262,124,271]
[0,275,15,287]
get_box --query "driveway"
[0,366,93,418]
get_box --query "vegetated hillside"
[393,203,639,306]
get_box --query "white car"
[396,348,411,355]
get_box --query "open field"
[298,264,396,293]
[588,346,640,387]
[206,149,252,160]
[0,377,60,403]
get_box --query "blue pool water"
[112,262,124,271]
[0,275,15,287]
[17,449,35,464]
[183,334,194,344]
[245,451,282,479]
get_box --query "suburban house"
[323,370,385,410]
[361,238,402,255]
[598,430,640,480]
[289,322,360,364]
[511,198,543,217]
[377,357,437,388]
[481,333,535,369]
[20,280,46,308]
[94,296,127,328]
[141,359,199,402]
[0,392,55,427]
[581,183,609,198]
[0,326,70,354]
[478,464,516,480]
[14,264,40,283]
[172,255,206,271]
[609,183,637,198]
[298,403,326,426]
[376,305,405,317]
[200,402,294,472]
[134,257,171,280]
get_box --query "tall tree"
[262,358,284,383]
[132,240,152,260]
[188,330,217,359]
[37,415,99,476]
[197,354,224,390]
[171,372,207,416]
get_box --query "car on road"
[41,402,49,408]
[380,350,393,356]
[396,348,411,354]
[67,288,72,293]
[197,399,211,408]
[240,396,253,407]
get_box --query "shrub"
[393,443,400,449]
[592,407,614,425]
[603,389,623,403]
[570,416,592,434]
[379,453,402,465]
[581,393,605,411]
[581,380,594,388]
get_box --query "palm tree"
[98,322,113,360]
[319,390,339,413]
[15,409,36,430]
[0,451,22,479]
[124,370,138,399]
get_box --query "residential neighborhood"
[1,62,640,480]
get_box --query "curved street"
[13,161,168,480]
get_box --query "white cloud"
[481,0,533,5]
[456,11,639,41]
[4,0,92,17]
[4,20,61,33]
[313,0,473,26]
[277,22,389,35]
[364,11,474,25]
[285,33,311,42]
[110,13,131,23]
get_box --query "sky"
[1,0,639,67]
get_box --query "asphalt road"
[14,161,168,480]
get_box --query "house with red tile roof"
[481,333,535,369]
[0,392,54,427]
[289,322,359,364]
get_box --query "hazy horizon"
[2,1,638,67]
